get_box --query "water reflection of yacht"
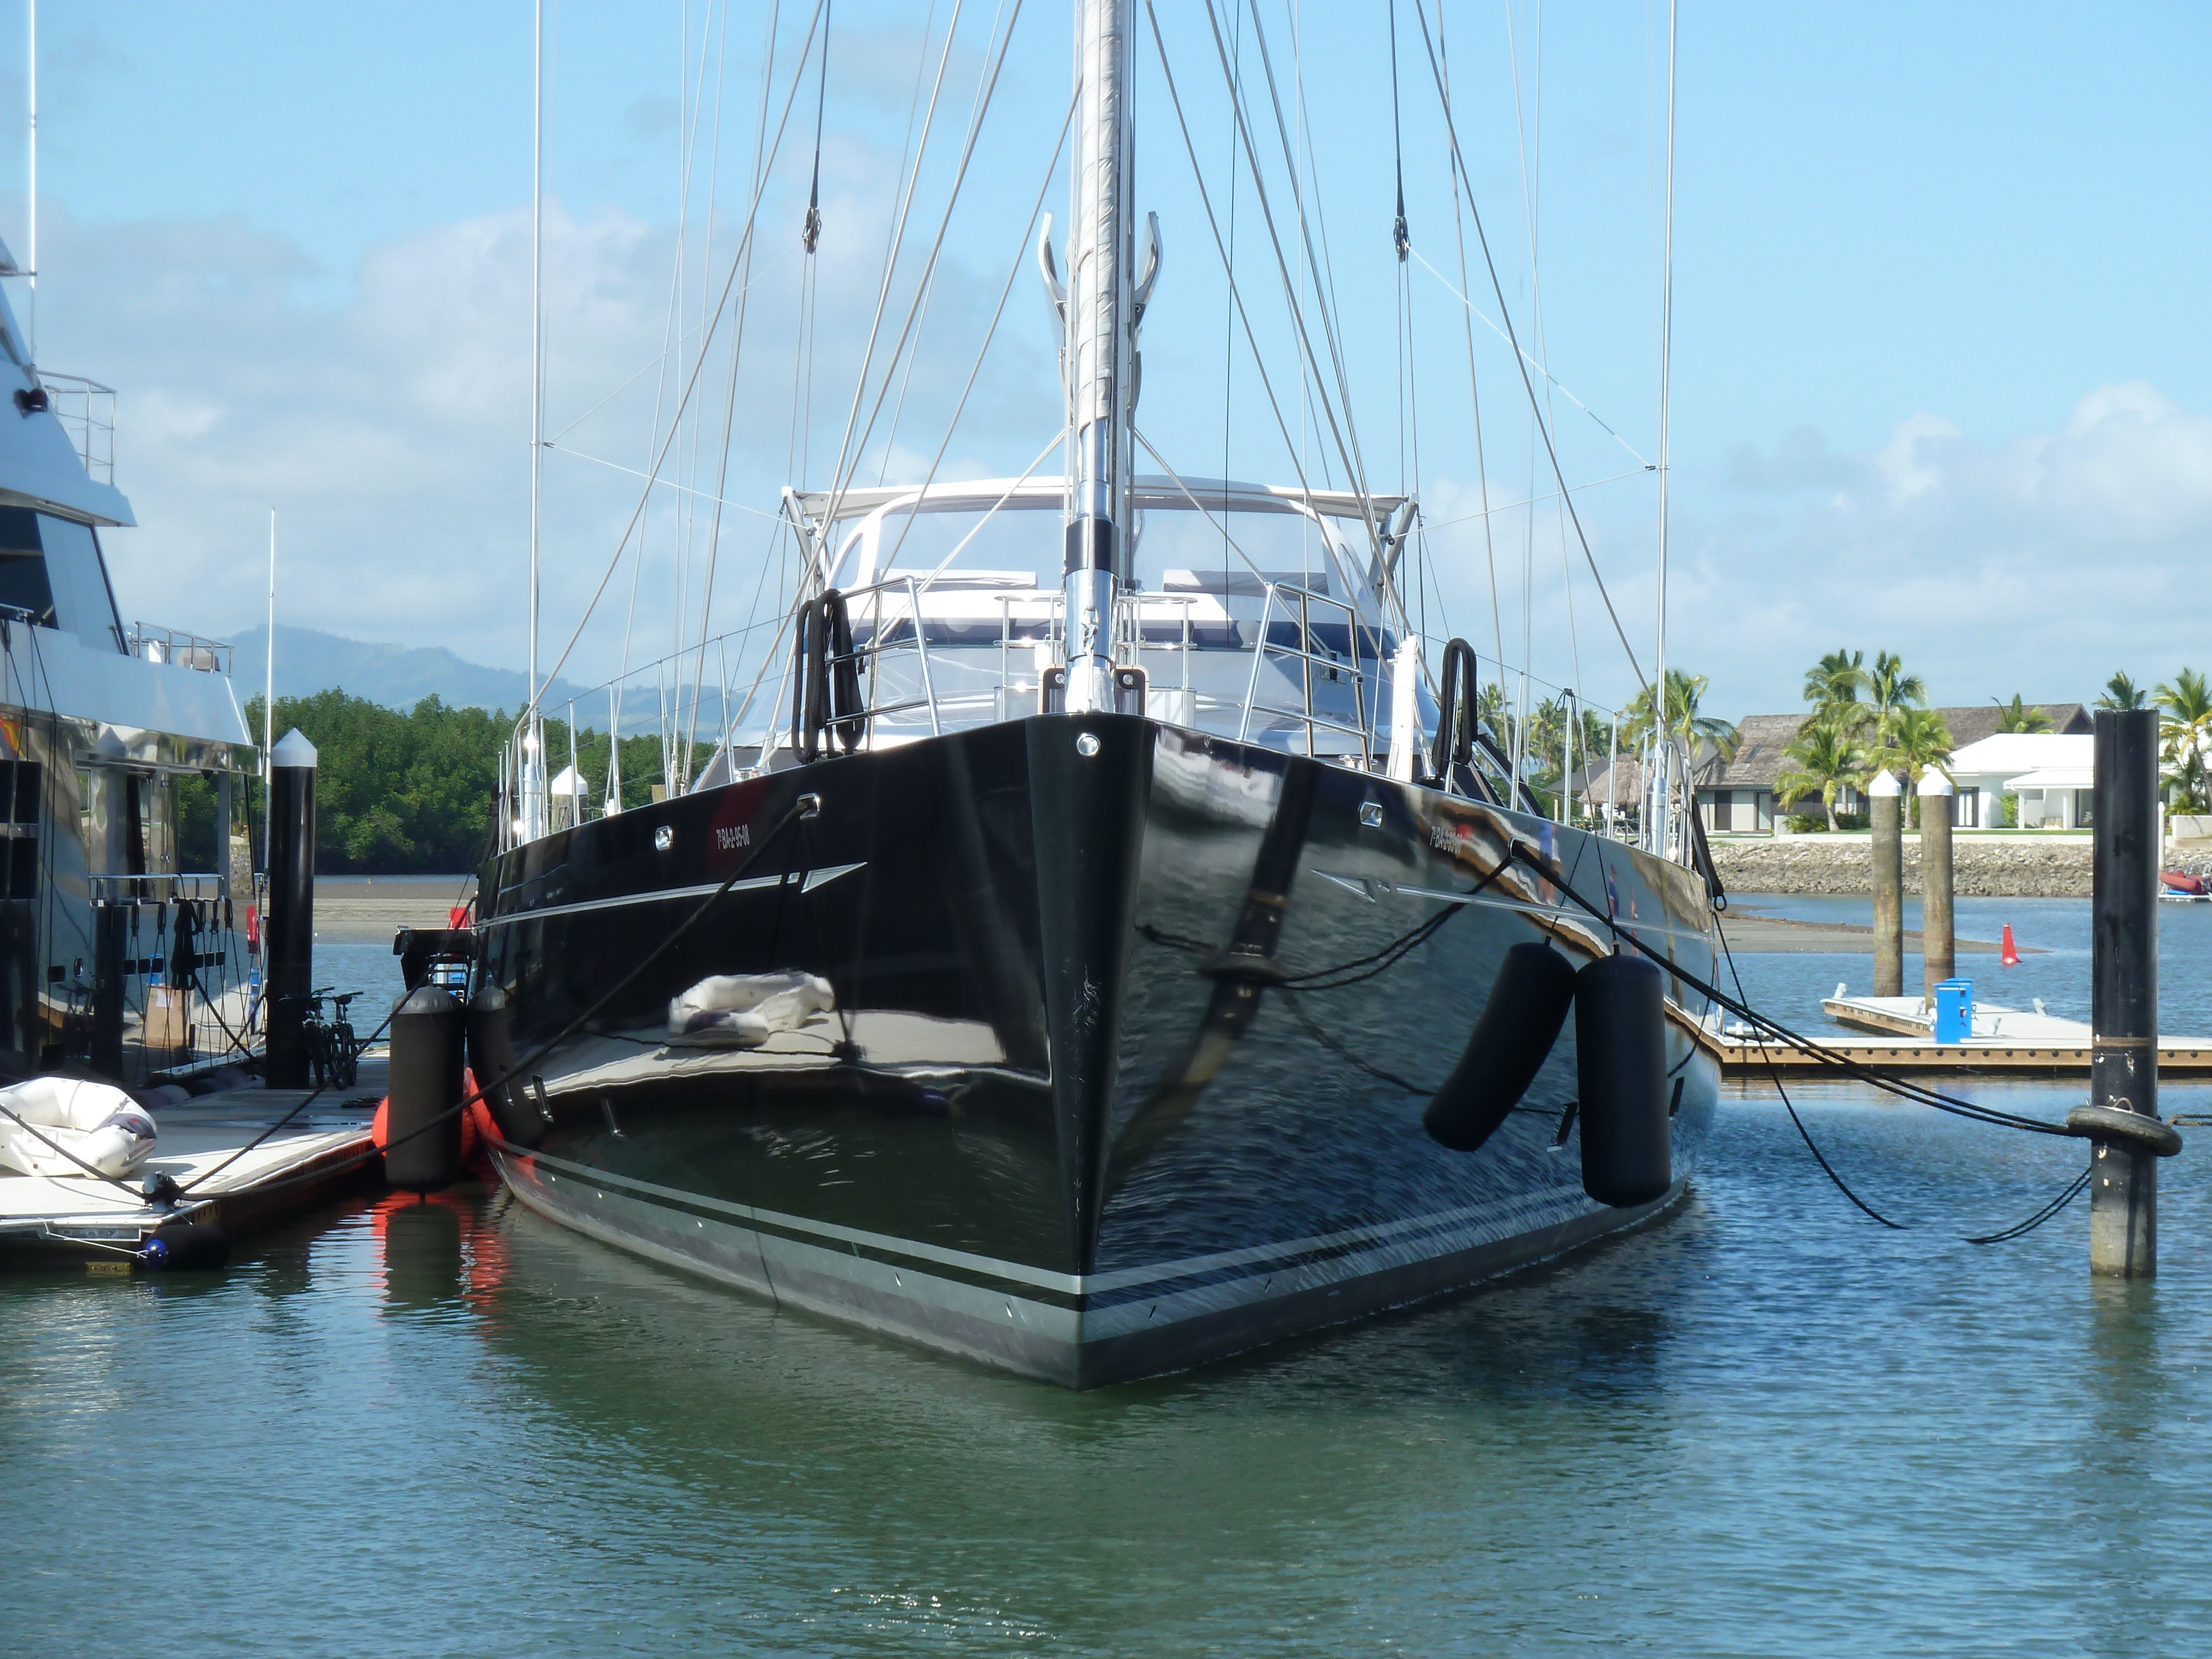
[0,242,257,1086]
[478,2,1720,1386]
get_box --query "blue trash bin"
[1933,978,1974,1045]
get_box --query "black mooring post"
[264,729,318,1088]
[2074,708,2174,1276]
[90,901,126,1078]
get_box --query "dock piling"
[90,902,125,1078]
[1919,769,1955,996]
[2081,708,2163,1277]
[264,729,318,1089]
[1870,769,1903,998]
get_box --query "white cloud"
[29,147,1056,696]
[1663,382,2212,717]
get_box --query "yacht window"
[1134,506,1365,603]
[0,508,55,627]
[36,514,126,652]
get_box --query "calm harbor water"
[6,898,2212,1655]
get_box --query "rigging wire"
[1505,841,2073,1140]
[1220,0,1243,596]
[675,0,737,731]
[681,0,787,774]
[811,0,973,537]
[1191,3,1365,517]
[811,0,1029,577]
[1416,467,1648,532]
[1408,0,1648,703]
[1226,1,1387,559]
[1503,0,1544,797]
[1406,247,1647,466]
[1146,4,1332,533]
[615,0,714,777]
[869,0,947,487]
[523,0,830,724]
[1151,1,1411,658]
[873,89,1077,580]
[1654,0,1679,832]
[1431,0,1505,671]
[1507,0,1587,790]
[1713,912,2090,1245]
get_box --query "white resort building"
[1946,732,2096,828]
[1592,702,2098,834]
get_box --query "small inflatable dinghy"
[0,1077,159,1179]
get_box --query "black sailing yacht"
[474,0,1721,1387]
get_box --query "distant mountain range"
[226,624,742,737]
[229,624,595,718]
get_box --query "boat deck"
[0,1056,387,1265]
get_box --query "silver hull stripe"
[481,862,865,928]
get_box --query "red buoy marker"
[2000,924,2020,967]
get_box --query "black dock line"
[357,792,822,1178]
[1712,903,2086,1244]
[1502,841,2075,1140]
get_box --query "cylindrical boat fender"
[137,1220,229,1271]
[384,984,466,1192]
[1423,942,1578,1151]
[466,984,540,1150]
[1574,953,1673,1207]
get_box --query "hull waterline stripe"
[494,1136,1612,1301]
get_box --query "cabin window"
[0,508,55,627]
[0,508,124,649]
[38,515,126,651]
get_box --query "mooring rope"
[358,791,822,1178]
[1501,841,2078,1138]
[1708,901,2088,1243]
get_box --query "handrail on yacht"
[89,872,236,902]
[38,372,116,487]
[127,623,232,676]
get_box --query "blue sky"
[4,0,2207,722]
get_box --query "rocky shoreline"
[1709,836,2094,898]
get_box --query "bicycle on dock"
[289,989,364,1090]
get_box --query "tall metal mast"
[1652,0,1678,856]
[1061,0,1137,714]
[524,0,547,838]
[24,0,34,361]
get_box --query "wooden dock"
[1714,995,2212,1076]
[0,1057,387,1267]
[1717,1035,2212,1076]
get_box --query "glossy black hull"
[478,714,1722,1386]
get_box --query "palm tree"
[2099,672,2148,712]
[1802,649,1867,719]
[1620,668,1740,763]
[1992,693,2054,734]
[1476,681,1516,753]
[2157,668,2212,812]
[1889,706,1955,827]
[1773,717,1866,832]
[1864,650,1928,749]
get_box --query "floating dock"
[1713,995,2212,1077]
[0,1057,387,1267]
